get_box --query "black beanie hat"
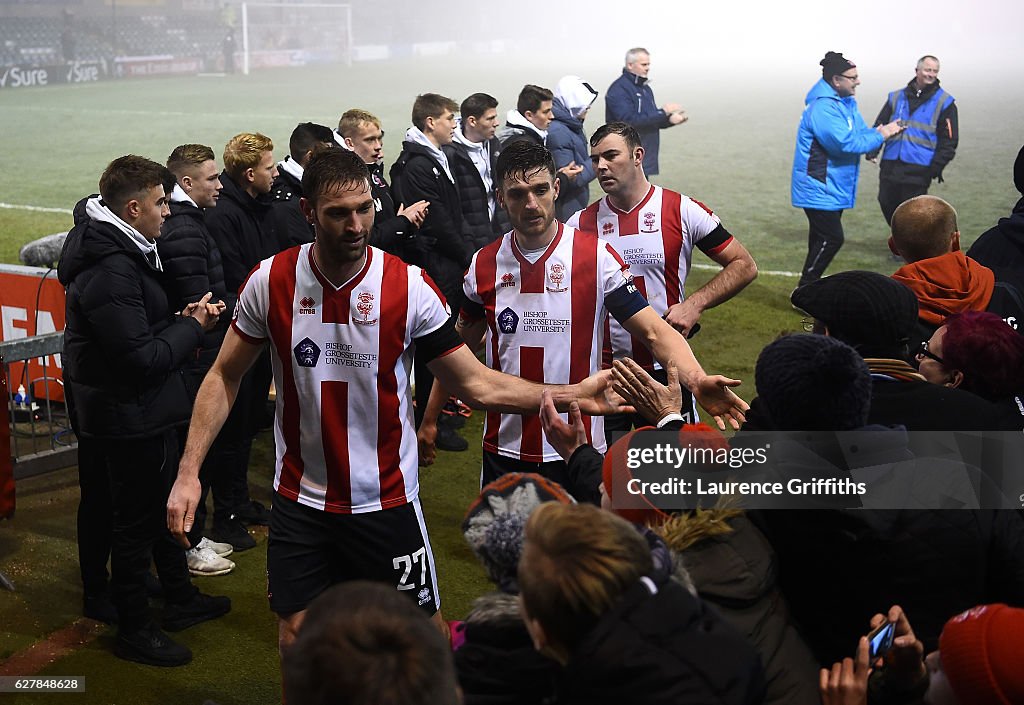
[755,334,872,432]
[821,51,856,80]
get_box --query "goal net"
[240,1,352,74]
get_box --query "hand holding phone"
[867,620,895,660]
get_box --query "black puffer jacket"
[558,572,766,705]
[443,137,501,252]
[390,141,474,303]
[160,200,231,321]
[368,162,418,263]
[204,170,284,295]
[270,166,314,248]
[58,198,203,439]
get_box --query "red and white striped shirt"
[232,244,454,514]
[462,223,645,462]
[567,185,732,370]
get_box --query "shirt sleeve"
[680,196,731,255]
[230,261,270,343]
[598,240,649,322]
[409,266,454,339]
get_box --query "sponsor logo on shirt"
[497,307,519,334]
[546,262,568,293]
[293,337,321,368]
[353,291,378,326]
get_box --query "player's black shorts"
[267,493,440,616]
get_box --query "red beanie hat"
[939,604,1024,705]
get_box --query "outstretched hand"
[540,389,589,462]
[694,375,748,430]
[574,369,634,416]
[611,358,682,425]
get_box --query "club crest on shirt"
[353,291,378,326]
[299,296,316,315]
[500,272,516,288]
[293,337,321,368]
[641,211,658,233]
[546,262,567,293]
[497,307,519,334]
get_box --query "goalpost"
[240,1,353,75]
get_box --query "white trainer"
[186,547,235,577]
[196,536,233,558]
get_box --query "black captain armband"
[606,280,649,323]
[695,224,733,255]
[414,317,463,363]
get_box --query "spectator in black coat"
[58,155,230,666]
[202,132,281,537]
[444,92,505,251]
[161,144,242,570]
[518,502,766,705]
[336,109,427,261]
[271,122,335,248]
[497,84,582,200]
[390,94,473,447]
[744,333,1024,664]
[968,144,1024,272]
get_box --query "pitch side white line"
[691,261,800,278]
[0,202,73,215]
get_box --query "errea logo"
[299,296,316,315]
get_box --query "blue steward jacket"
[791,79,884,211]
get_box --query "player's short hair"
[337,109,381,138]
[411,93,458,131]
[283,581,460,705]
[99,155,171,214]
[890,195,959,262]
[223,132,274,182]
[166,144,215,178]
[289,122,335,162]
[917,54,940,68]
[516,84,553,116]
[625,47,649,66]
[301,147,370,207]
[590,121,644,154]
[461,92,498,122]
[518,502,652,663]
[495,140,556,190]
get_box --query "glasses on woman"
[918,340,945,365]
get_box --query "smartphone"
[897,119,908,128]
[867,620,895,659]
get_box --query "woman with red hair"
[915,310,1024,428]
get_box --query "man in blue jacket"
[605,47,686,177]
[792,52,903,288]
